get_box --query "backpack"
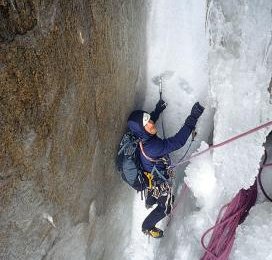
[116,131,146,191]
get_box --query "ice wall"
[128,1,272,260]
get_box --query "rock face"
[0,1,147,259]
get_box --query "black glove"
[155,99,167,113]
[191,102,204,119]
[185,115,197,129]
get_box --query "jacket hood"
[127,110,153,140]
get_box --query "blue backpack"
[116,131,146,191]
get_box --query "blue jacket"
[127,106,198,176]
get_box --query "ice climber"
[127,100,204,238]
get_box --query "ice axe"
[152,71,174,101]
[152,71,197,141]
[152,71,174,138]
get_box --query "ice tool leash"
[158,76,166,139]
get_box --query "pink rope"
[263,163,272,168]
[199,149,272,260]
[166,121,272,229]
[201,181,258,260]
[171,120,272,169]
[200,147,272,260]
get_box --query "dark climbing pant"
[142,189,173,231]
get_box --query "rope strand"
[170,120,272,169]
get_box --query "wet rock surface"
[0,0,147,259]
[0,0,37,43]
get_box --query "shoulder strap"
[139,141,160,163]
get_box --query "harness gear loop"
[166,166,175,178]
[152,186,160,199]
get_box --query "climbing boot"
[143,227,164,238]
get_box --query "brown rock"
[0,0,147,259]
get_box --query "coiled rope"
[168,120,272,214]
[200,147,272,260]
[200,180,258,260]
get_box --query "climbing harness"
[140,126,197,222]
[139,140,174,212]
[139,141,170,183]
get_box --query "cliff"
[0,1,148,259]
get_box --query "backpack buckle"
[144,172,154,189]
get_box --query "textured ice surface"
[128,1,272,260]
